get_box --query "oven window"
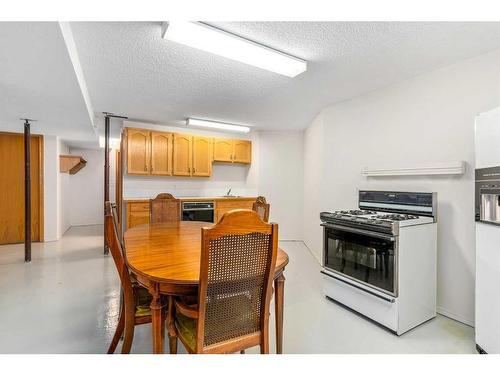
[324,227,396,294]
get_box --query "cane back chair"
[171,209,278,354]
[105,201,165,354]
[252,196,270,222]
[149,193,181,224]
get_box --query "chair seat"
[135,286,153,317]
[175,293,256,352]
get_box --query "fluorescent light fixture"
[99,136,121,150]
[186,118,251,133]
[162,22,307,78]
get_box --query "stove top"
[319,209,434,235]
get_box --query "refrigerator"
[475,107,500,354]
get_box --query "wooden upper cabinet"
[125,127,252,177]
[213,138,234,162]
[173,133,192,176]
[192,136,212,177]
[233,140,252,164]
[150,131,172,175]
[127,129,150,174]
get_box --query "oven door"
[322,224,398,297]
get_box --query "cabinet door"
[192,136,212,177]
[127,129,150,174]
[126,202,150,229]
[214,200,255,222]
[233,140,252,164]
[173,134,192,176]
[213,138,233,162]
[151,131,172,175]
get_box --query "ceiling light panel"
[162,22,307,78]
[186,118,251,133]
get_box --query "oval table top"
[124,221,290,285]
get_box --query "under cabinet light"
[162,22,307,78]
[186,118,251,133]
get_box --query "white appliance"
[475,107,500,354]
[320,191,437,335]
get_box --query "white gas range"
[320,191,437,335]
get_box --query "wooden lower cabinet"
[127,202,150,229]
[214,199,255,223]
[125,198,256,229]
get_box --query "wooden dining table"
[124,221,289,354]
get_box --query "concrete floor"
[0,225,476,354]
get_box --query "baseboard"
[437,306,474,327]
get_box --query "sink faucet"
[226,187,232,196]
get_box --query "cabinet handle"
[193,167,196,174]
[144,165,147,171]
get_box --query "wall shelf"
[60,155,87,175]
[362,161,466,177]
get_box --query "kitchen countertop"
[124,196,257,203]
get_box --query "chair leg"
[121,313,135,354]
[169,336,178,354]
[107,302,125,354]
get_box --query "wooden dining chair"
[170,209,278,354]
[149,193,181,223]
[252,196,270,222]
[105,201,166,354]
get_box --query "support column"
[21,118,35,263]
[102,112,128,255]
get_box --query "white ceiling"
[0,22,96,148]
[70,21,500,132]
[2,22,500,148]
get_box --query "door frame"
[0,131,44,242]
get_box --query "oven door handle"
[321,223,396,241]
[321,270,396,303]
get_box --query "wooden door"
[126,129,150,174]
[0,132,43,245]
[192,136,212,177]
[213,138,233,162]
[173,134,192,176]
[233,140,252,163]
[150,131,172,175]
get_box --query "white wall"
[57,140,71,238]
[68,148,105,226]
[303,49,500,325]
[43,136,59,241]
[258,131,304,240]
[303,112,326,262]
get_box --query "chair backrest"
[252,196,270,222]
[110,202,123,248]
[195,209,278,352]
[104,202,135,318]
[149,193,181,224]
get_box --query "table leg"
[274,273,285,354]
[167,296,178,354]
[150,290,165,354]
